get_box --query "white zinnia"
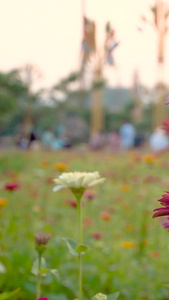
[53,171,105,192]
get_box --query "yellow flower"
[53,171,105,192]
[121,184,130,192]
[144,155,155,164]
[121,241,134,249]
[0,198,8,208]
[54,162,67,172]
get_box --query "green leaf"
[107,292,120,300]
[31,257,46,276]
[0,288,20,299]
[62,238,78,256]
[0,262,6,274]
[39,268,60,280]
[75,244,89,254]
[50,269,60,280]
[162,283,169,288]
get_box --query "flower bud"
[34,233,51,254]
[34,233,51,245]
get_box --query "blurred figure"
[41,129,54,150]
[89,131,106,150]
[149,128,169,152]
[108,130,121,152]
[133,131,144,149]
[119,119,136,150]
[51,135,63,150]
[28,130,37,147]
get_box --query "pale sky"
[0,0,169,90]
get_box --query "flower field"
[1,150,169,300]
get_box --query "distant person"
[108,130,121,152]
[134,131,144,148]
[149,128,169,152]
[89,131,105,150]
[41,129,54,150]
[28,131,37,148]
[119,119,136,150]
[51,135,63,150]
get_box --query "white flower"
[92,293,107,300]
[53,171,105,192]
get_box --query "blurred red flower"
[4,182,20,192]
[66,200,77,208]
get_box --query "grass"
[0,149,169,300]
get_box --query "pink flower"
[91,232,103,239]
[165,98,169,105]
[4,182,20,192]
[84,189,96,200]
[38,298,48,300]
[162,118,169,132]
[153,191,169,218]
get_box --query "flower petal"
[88,178,105,187]
[53,185,65,192]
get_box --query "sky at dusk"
[0,0,169,89]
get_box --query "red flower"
[153,191,169,218]
[66,200,77,208]
[4,182,20,192]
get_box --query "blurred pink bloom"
[83,189,96,200]
[91,232,103,240]
[165,98,169,105]
[4,182,20,192]
[162,217,169,230]
[38,298,48,300]
[83,218,94,227]
[162,118,169,132]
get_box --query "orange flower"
[54,162,67,172]
[144,155,155,164]
[121,241,135,249]
[121,184,130,192]
[125,224,134,232]
[83,218,94,227]
[41,161,49,168]
[0,198,8,208]
[100,212,111,221]
[151,251,160,258]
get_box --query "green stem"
[36,253,42,300]
[77,197,83,300]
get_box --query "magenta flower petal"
[38,298,48,300]
[153,207,169,218]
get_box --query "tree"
[0,69,28,131]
